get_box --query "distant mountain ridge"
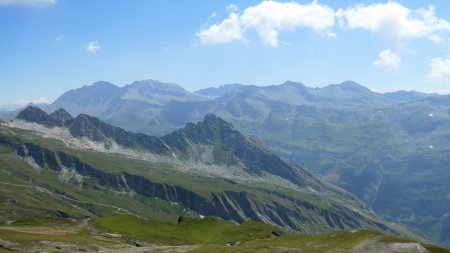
[195,83,246,98]
[48,79,206,116]
[383,90,434,102]
[42,79,437,136]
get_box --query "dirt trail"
[104,245,199,253]
[0,181,142,218]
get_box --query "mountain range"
[2,105,423,241]
[44,80,437,136]
[1,79,450,247]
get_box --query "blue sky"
[1,0,450,107]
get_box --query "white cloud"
[85,41,101,53]
[198,0,335,47]
[199,1,450,48]
[197,12,246,45]
[0,0,56,7]
[337,2,450,44]
[372,49,401,69]
[13,97,49,106]
[428,57,450,84]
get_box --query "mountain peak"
[90,81,117,89]
[320,81,373,95]
[127,79,185,90]
[48,80,121,117]
[16,106,64,128]
[280,80,306,88]
[337,81,370,91]
[162,114,302,185]
[172,113,237,145]
[76,81,119,95]
[69,114,107,142]
[202,113,233,128]
[17,106,45,117]
[195,83,245,98]
[122,79,204,105]
[50,108,73,121]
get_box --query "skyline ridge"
[0,78,441,110]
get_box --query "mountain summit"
[122,79,205,105]
[163,114,304,185]
[16,106,64,128]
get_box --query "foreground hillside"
[0,107,423,241]
[0,215,448,253]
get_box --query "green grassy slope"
[0,215,448,253]
[0,122,408,235]
[0,152,186,223]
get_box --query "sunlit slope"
[0,114,420,239]
[0,215,447,253]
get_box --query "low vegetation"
[0,215,448,252]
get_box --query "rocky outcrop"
[50,108,73,122]
[69,115,109,142]
[15,108,313,186]
[162,114,304,185]
[16,106,64,128]
[16,143,129,190]
[68,114,171,154]
[14,143,396,233]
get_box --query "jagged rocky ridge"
[16,106,316,187]
[17,106,65,128]
[7,106,413,236]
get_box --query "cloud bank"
[337,2,450,44]
[199,1,450,48]
[13,97,49,106]
[198,1,335,47]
